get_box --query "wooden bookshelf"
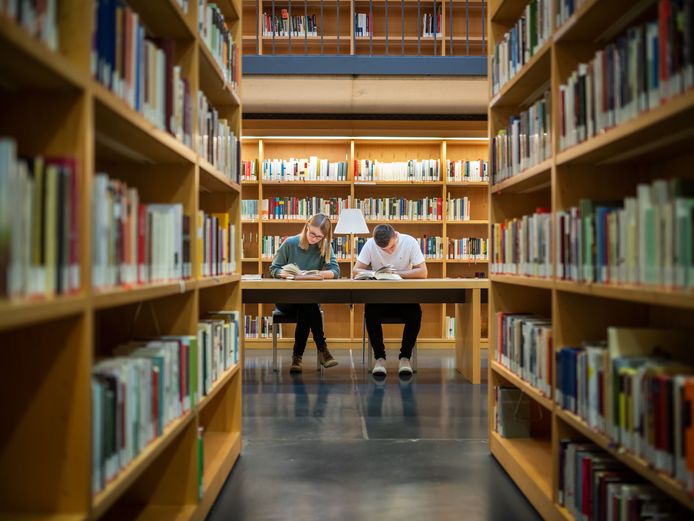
[240,136,489,349]
[489,0,694,518]
[243,0,486,56]
[0,2,243,520]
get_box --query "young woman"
[269,213,340,373]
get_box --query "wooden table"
[242,278,489,384]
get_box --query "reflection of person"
[270,213,340,373]
[353,224,427,376]
[290,373,332,418]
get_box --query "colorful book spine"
[261,197,351,220]
[354,159,441,182]
[262,157,348,181]
[446,159,489,183]
[491,208,552,277]
[355,197,443,221]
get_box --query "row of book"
[244,314,275,339]
[199,1,239,92]
[0,143,80,299]
[262,12,318,37]
[241,159,258,181]
[422,9,442,39]
[555,0,588,28]
[241,200,259,220]
[414,236,444,260]
[490,208,552,277]
[445,315,456,339]
[354,159,440,182]
[448,237,488,261]
[446,195,473,222]
[490,0,552,95]
[93,1,194,145]
[491,91,551,186]
[559,440,688,521]
[556,178,694,289]
[354,13,371,37]
[261,197,351,220]
[198,211,237,277]
[354,197,444,221]
[558,1,694,151]
[496,313,553,398]
[197,91,240,182]
[2,0,58,50]
[556,326,694,494]
[447,159,488,183]
[92,311,240,495]
[92,173,191,289]
[262,158,348,182]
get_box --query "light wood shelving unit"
[241,136,489,349]
[488,0,694,518]
[0,1,244,519]
[242,0,487,56]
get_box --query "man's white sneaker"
[372,358,387,375]
[398,357,413,375]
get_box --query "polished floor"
[207,349,541,521]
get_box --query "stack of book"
[2,0,58,49]
[446,195,472,221]
[197,211,236,277]
[491,208,552,277]
[261,235,291,259]
[263,11,318,37]
[416,236,444,259]
[446,159,488,183]
[354,12,371,37]
[92,173,190,289]
[354,159,440,182]
[241,159,258,181]
[199,1,239,91]
[241,200,259,221]
[197,91,239,181]
[355,197,443,221]
[448,238,488,261]
[262,196,351,220]
[262,157,348,181]
[558,2,694,151]
[244,314,275,338]
[555,178,694,288]
[422,7,442,38]
[0,140,80,299]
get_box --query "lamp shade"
[334,208,369,235]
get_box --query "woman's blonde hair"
[299,213,333,263]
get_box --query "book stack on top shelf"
[488,0,694,518]
[240,136,489,349]
[0,1,244,519]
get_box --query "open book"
[354,264,402,280]
[282,263,321,279]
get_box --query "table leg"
[455,288,481,384]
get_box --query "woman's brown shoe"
[318,346,338,368]
[289,355,303,373]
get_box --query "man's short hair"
[373,224,396,248]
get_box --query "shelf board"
[198,158,242,193]
[490,274,554,290]
[198,41,240,108]
[198,364,241,411]
[489,40,551,109]
[489,0,528,23]
[445,181,489,187]
[262,219,318,224]
[93,83,196,164]
[490,158,552,194]
[124,0,195,39]
[554,279,694,310]
[556,89,694,166]
[446,220,489,225]
[0,294,87,332]
[241,179,259,184]
[491,361,553,411]
[217,0,241,20]
[555,408,694,511]
[195,274,241,290]
[0,16,85,90]
[489,432,557,519]
[242,219,259,224]
[107,504,197,521]
[92,281,194,309]
[446,259,489,264]
[242,257,261,262]
[0,514,85,521]
[91,412,194,519]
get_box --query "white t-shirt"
[357,233,425,272]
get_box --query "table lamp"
[333,208,369,277]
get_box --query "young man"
[353,224,427,376]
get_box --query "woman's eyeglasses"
[307,231,324,240]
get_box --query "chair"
[272,309,324,372]
[362,313,418,373]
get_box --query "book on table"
[354,264,402,280]
[281,263,321,279]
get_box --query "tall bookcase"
[241,136,489,349]
[488,0,694,519]
[0,1,243,520]
[242,0,487,56]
